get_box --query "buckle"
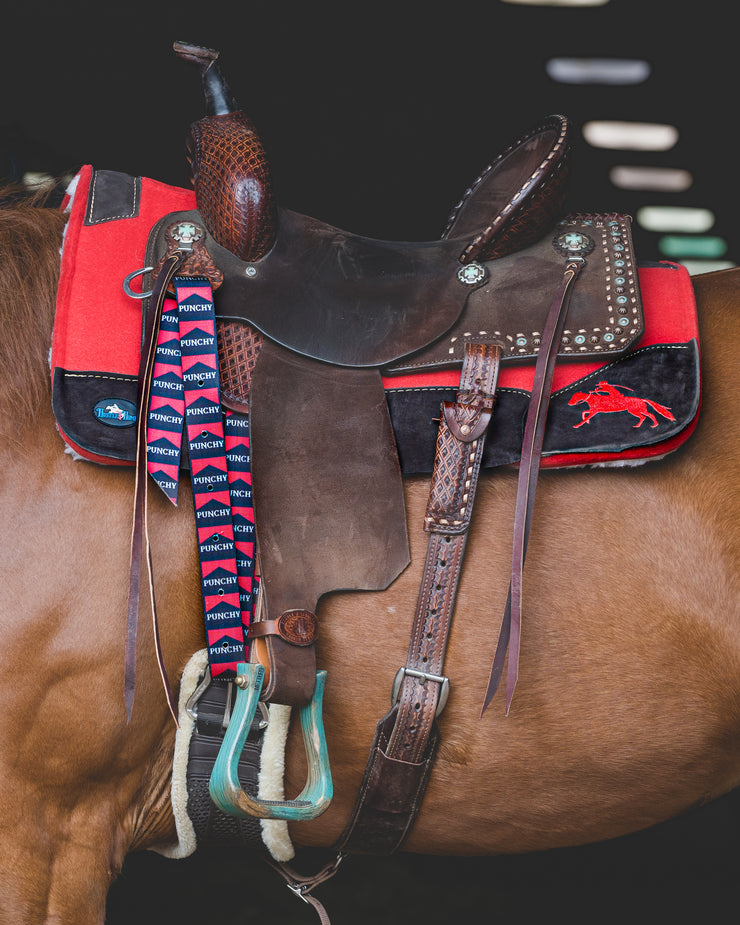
[185,666,269,731]
[391,667,450,717]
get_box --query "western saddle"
[127,40,644,859]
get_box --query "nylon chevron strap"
[146,275,255,679]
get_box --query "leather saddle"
[141,43,642,708]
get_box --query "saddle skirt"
[51,165,700,473]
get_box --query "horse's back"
[287,268,740,856]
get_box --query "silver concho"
[168,220,204,246]
[457,262,488,286]
[553,230,595,258]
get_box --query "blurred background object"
[2,0,736,275]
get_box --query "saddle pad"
[51,166,699,470]
[52,166,197,463]
[385,262,700,472]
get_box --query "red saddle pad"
[51,165,700,470]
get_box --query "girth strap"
[336,342,502,854]
[266,854,347,925]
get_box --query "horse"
[1,183,738,923]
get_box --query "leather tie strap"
[126,251,186,723]
[336,342,501,854]
[481,257,585,715]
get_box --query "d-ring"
[123,266,154,299]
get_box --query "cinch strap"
[146,276,256,679]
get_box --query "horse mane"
[0,189,66,433]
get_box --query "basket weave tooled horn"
[173,41,277,263]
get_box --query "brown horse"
[1,193,739,922]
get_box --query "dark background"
[3,1,739,921]
[2,0,737,271]
[106,790,740,924]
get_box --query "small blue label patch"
[93,398,137,427]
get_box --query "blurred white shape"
[547,57,650,85]
[583,121,679,151]
[23,171,55,190]
[679,259,736,275]
[637,206,715,233]
[610,165,693,192]
[502,0,609,5]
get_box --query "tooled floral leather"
[337,344,502,854]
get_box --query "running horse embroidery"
[568,381,676,429]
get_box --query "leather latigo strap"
[337,342,502,854]
[482,256,585,715]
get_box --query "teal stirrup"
[209,663,333,820]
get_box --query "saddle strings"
[482,257,585,715]
[127,251,185,724]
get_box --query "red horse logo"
[568,381,676,429]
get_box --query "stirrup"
[209,663,333,820]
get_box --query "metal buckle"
[285,883,311,904]
[185,666,269,730]
[185,666,212,719]
[391,667,450,717]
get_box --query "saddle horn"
[173,41,277,262]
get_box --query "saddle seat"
[146,112,574,369]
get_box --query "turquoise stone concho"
[552,230,595,258]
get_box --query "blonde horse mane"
[0,190,66,433]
